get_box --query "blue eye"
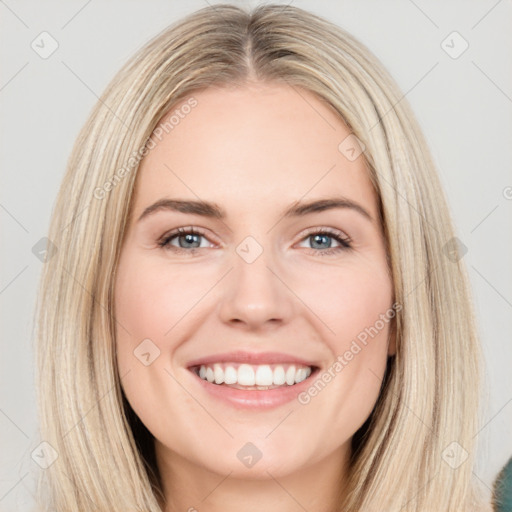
[299,229,352,255]
[158,227,210,254]
[158,227,352,256]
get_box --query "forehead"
[132,83,377,218]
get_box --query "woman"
[33,4,492,511]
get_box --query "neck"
[156,443,350,512]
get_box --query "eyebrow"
[137,197,373,223]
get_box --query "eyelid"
[297,225,350,239]
[295,226,351,246]
[157,226,218,248]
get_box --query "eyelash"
[157,226,352,256]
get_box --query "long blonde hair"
[33,4,491,511]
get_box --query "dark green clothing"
[494,458,512,512]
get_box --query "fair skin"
[114,82,395,512]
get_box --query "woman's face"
[114,83,395,482]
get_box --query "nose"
[217,243,295,331]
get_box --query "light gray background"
[1,0,511,509]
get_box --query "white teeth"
[295,367,308,383]
[285,366,296,385]
[237,364,255,386]
[195,362,313,387]
[255,365,274,386]
[273,365,286,385]
[224,365,238,385]
[213,363,224,384]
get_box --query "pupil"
[181,234,200,248]
[312,234,331,249]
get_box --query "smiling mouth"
[189,362,319,390]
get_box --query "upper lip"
[186,351,320,368]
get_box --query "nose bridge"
[217,235,294,328]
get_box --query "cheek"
[114,255,211,351]
[113,253,226,416]
[291,260,393,430]
[113,254,214,440]
[292,257,393,349]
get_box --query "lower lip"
[188,368,319,409]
